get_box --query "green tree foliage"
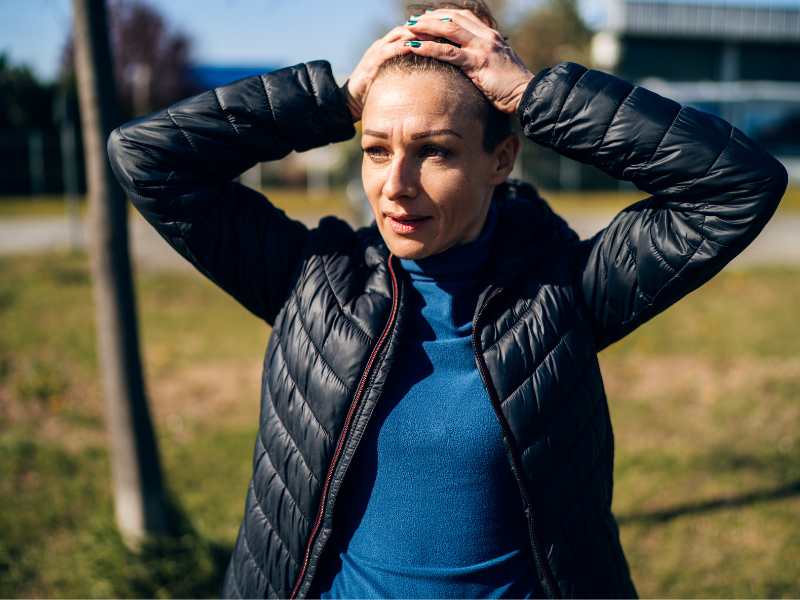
[0,53,56,130]
[508,0,593,76]
[0,0,196,130]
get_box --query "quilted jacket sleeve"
[517,62,788,352]
[107,60,355,324]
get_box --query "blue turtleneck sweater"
[314,201,541,598]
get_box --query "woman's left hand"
[403,9,534,114]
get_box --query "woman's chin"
[386,237,435,260]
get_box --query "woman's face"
[360,69,515,260]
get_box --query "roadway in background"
[1,210,798,272]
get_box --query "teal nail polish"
[405,40,422,48]
[440,16,452,21]
[425,9,433,12]
[405,19,417,25]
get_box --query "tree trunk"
[72,0,169,546]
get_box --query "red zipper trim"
[471,286,562,599]
[289,252,400,599]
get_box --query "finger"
[406,14,477,48]
[449,8,492,31]
[382,25,416,42]
[418,8,487,36]
[380,38,419,62]
[419,9,504,44]
[402,39,468,69]
[383,25,440,46]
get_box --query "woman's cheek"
[422,171,468,212]
[361,166,382,199]
[420,164,459,194]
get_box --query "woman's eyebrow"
[362,129,463,140]
[411,129,463,140]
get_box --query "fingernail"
[404,41,422,48]
[425,9,433,13]
[405,19,417,25]
[440,16,452,21]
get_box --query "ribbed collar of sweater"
[398,200,498,283]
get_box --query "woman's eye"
[420,145,450,159]
[362,147,389,160]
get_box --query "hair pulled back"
[375,0,512,153]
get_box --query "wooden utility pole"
[72,0,169,545]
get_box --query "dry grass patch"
[601,354,800,452]
[149,359,262,438]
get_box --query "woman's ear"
[489,133,521,185]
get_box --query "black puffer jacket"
[107,60,787,599]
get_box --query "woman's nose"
[383,154,419,200]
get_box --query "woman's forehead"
[362,71,481,138]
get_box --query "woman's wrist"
[509,73,535,116]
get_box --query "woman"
[107,1,787,598]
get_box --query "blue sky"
[1,0,798,82]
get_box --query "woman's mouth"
[386,214,431,235]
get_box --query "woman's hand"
[403,8,534,114]
[341,26,428,122]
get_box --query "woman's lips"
[386,215,431,234]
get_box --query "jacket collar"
[361,178,580,290]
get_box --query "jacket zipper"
[289,252,401,599]
[471,285,562,599]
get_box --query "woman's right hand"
[341,25,424,123]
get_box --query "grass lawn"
[1,184,799,220]
[1,251,798,597]
[0,188,358,222]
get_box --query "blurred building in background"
[592,0,800,182]
[189,64,281,90]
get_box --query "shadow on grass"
[1,435,240,598]
[92,490,234,598]
[617,479,800,526]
